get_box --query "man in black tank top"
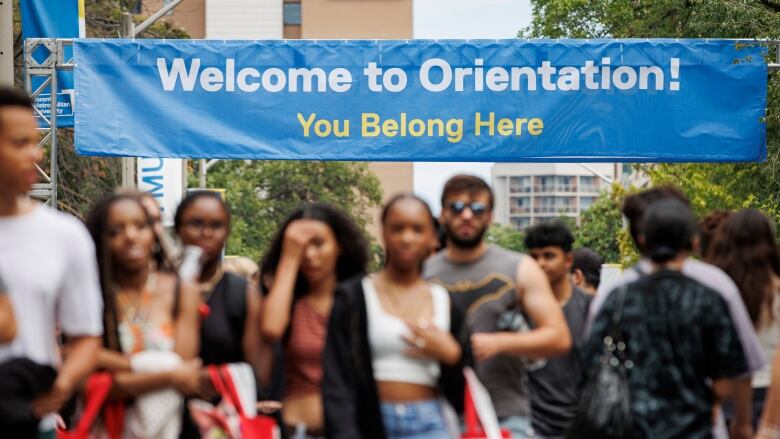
[424,175,571,439]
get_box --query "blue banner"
[21,0,84,128]
[74,39,767,162]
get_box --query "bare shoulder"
[515,254,544,285]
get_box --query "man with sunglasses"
[425,175,571,438]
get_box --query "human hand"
[403,320,460,365]
[170,359,203,395]
[281,220,320,260]
[31,376,75,418]
[471,333,504,361]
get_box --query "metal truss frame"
[24,38,74,209]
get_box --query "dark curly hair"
[259,203,369,299]
[524,220,574,252]
[708,209,780,326]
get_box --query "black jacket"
[0,358,57,438]
[322,275,469,439]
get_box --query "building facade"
[491,163,617,231]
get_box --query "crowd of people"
[1,86,780,439]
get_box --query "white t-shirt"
[0,205,103,365]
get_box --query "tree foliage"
[486,223,527,253]
[197,161,383,262]
[527,0,780,245]
[574,184,638,265]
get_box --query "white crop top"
[362,276,451,387]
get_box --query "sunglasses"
[447,201,488,216]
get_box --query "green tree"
[526,0,780,230]
[198,160,383,262]
[485,223,527,253]
[574,184,638,265]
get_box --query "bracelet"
[757,424,780,439]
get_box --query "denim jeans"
[381,400,452,439]
[499,415,536,438]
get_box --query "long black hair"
[259,203,369,300]
[85,192,157,352]
[641,199,698,264]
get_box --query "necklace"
[116,272,158,326]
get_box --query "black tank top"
[180,272,250,439]
[199,272,247,365]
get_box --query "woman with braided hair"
[85,192,201,438]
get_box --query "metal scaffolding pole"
[0,0,13,86]
[24,39,74,210]
[198,159,221,188]
[119,13,136,189]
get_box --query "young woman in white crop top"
[322,193,467,439]
[367,194,462,438]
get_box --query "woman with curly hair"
[260,203,369,439]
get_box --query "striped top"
[284,299,329,398]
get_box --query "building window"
[534,175,556,193]
[509,176,531,193]
[534,196,576,214]
[510,197,531,214]
[581,196,598,210]
[580,176,601,193]
[556,175,577,192]
[284,1,302,25]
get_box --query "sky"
[412,0,533,214]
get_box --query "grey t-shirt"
[529,287,592,438]
[424,245,532,419]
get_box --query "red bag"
[57,372,124,439]
[208,365,278,439]
[461,369,512,439]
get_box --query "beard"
[445,223,488,249]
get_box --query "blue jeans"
[381,400,451,439]
[499,415,535,438]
